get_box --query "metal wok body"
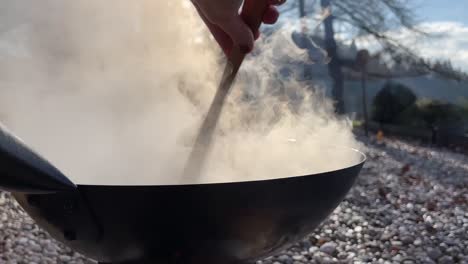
[1,124,365,263]
[12,164,363,264]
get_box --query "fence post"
[357,50,370,137]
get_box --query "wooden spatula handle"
[181,0,270,181]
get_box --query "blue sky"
[344,0,468,72]
[407,1,468,71]
[416,0,468,26]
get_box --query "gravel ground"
[0,135,467,264]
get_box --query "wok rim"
[74,148,366,188]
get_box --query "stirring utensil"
[182,0,269,181]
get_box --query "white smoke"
[0,0,363,185]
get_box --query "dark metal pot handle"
[0,123,76,193]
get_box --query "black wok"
[0,124,365,264]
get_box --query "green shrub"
[417,99,465,126]
[457,97,468,117]
[396,98,466,129]
[372,81,417,124]
[395,104,427,128]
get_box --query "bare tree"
[288,0,430,114]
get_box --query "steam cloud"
[0,0,363,185]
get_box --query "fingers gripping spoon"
[182,0,270,181]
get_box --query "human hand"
[191,0,286,56]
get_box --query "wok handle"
[228,0,270,70]
[0,124,76,193]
